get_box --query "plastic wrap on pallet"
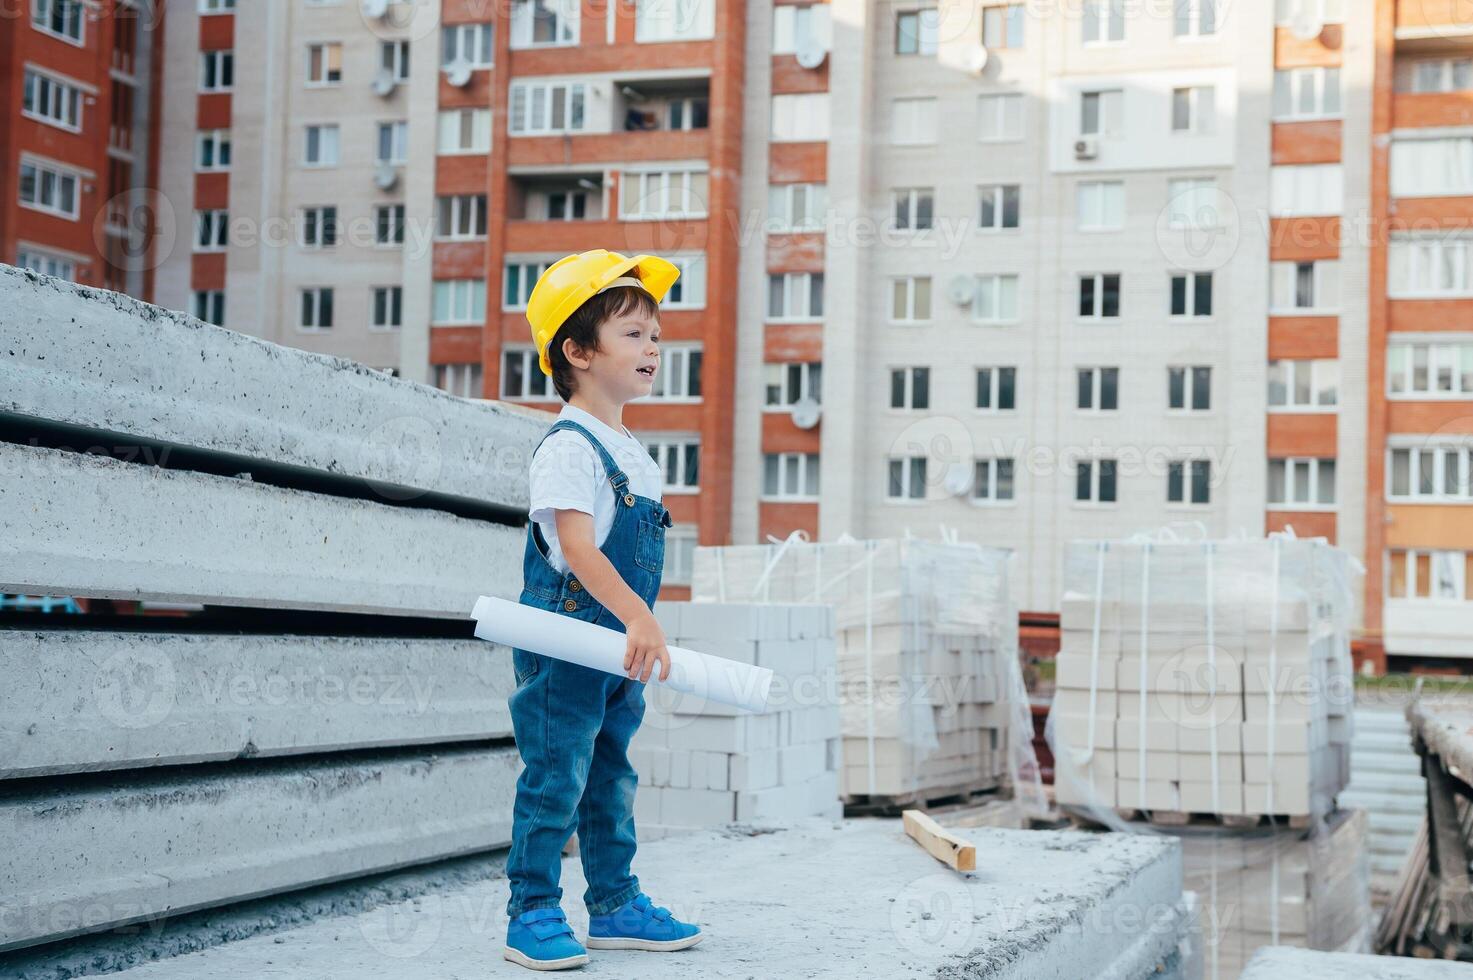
[692,534,1043,812]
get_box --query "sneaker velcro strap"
[633,895,673,921]
[521,908,573,940]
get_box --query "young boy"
[503,249,704,971]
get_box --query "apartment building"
[1,0,160,295]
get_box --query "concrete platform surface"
[1242,947,1473,978]
[95,817,1185,980]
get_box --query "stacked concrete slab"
[0,267,545,952]
[1241,947,1473,980]
[628,601,842,838]
[691,537,1022,805]
[1053,537,1356,820]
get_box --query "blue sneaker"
[585,893,703,951]
[503,907,588,971]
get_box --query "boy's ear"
[561,335,590,370]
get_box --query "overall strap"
[534,418,630,494]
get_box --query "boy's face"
[581,307,661,402]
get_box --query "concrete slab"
[0,264,546,510]
[1241,946,1473,978]
[0,441,522,617]
[2,632,517,778]
[94,818,1187,979]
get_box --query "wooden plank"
[902,808,976,873]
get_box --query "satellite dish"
[947,274,975,306]
[362,0,389,18]
[374,161,398,189]
[795,37,827,70]
[445,60,472,88]
[968,47,989,75]
[791,397,821,430]
[1289,3,1323,40]
[371,69,396,97]
[942,462,973,497]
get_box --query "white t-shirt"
[527,404,665,576]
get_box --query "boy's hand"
[624,611,671,683]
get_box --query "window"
[979,93,1024,142]
[192,289,225,326]
[1077,181,1124,230]
[644,438,701,491]
[1080,89,1123,138]
[1077,367,1119,411]
[1267,457,1336,508]
[1268,359,1339,408]
[375,203,405,245]
[438,109,491,154]
[1274,67,1341,120]
[890,367,930,409]
[1168,460,1212,504]
[501,348,555,400]
[196,129,231,171]
[979,184,1020,230]
[304,124,339,166]
[663,254,708,309]
[22,70,82,131]
[1388,445,1473,501]
[18,159,80,219]
[307,43,342,85]
[505,260,552,310]
[1388,342,1473,396]
[895,8,939,55]
[510,0,579,48]
[976,366,1016,411]
[300,287,334,331]
[973,458,1015,502]
[435,363,483,399]
[1170,271,1213,317]
[379,39,410,81]
[1174,0,1216,36]
[763,452,820,499]
[508,81,587,135]
[1391,138,1473,198]
[1168,365,1211,410]
[891,277,932,322]
[436,194,488,239]
[1410,58,1473,94]
[194,209,228,250]
[1082,0,1124,44]
[433,279,486,324]
[765,362,822,408]
[199,0,235,11]
[1166,178,1219,229]
[662,525,698,586]
[637,0,715,42]
[371,286,402,330]
[442,23,494,67]
[1078,273,1121,318]
[888,457,928,500]
[982,4,1025,48]
[771,93,830,141]
[893,188,933,230]
[773,4,832,54]
[1274,0,1347,25]
[974,273,1019,322]
[377,121,408,165]
[1171,86,1215,134]
[301,206,338,247]
[1389,238,1473,298]
[1076,459,1118,503]
[200,50,234,91]
[17,247,75,280]
[619,169,709,219]
[1270,164,1343,216]
[891,98,938,145]
[33,0,83,44]
[769,182,827,231]
[1387,550,1473,602]
[541,190,589,224]
[1270,259,1339,312]
[646,345,703,400]
[768,272,824,319]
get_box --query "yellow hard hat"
[526,249,681,377]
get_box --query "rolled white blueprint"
[471,595,774,714]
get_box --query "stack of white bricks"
[1053,538,1355,819]
[690,538,1019,804]
[629,601,842,840]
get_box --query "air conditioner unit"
[1074,136,1100,160]
[795,37,827,70]
[444,60,472,88]
[374,161,399,190]
[362,0,390,19]
[371,69,397,97]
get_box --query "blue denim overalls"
[505,418,673,919]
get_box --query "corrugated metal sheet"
[1339,704,1425,900]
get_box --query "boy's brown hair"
[547,284,661,402]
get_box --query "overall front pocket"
[634,518,665,573]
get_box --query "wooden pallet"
[842,777,1001,818]
[1063,805,1312,831]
